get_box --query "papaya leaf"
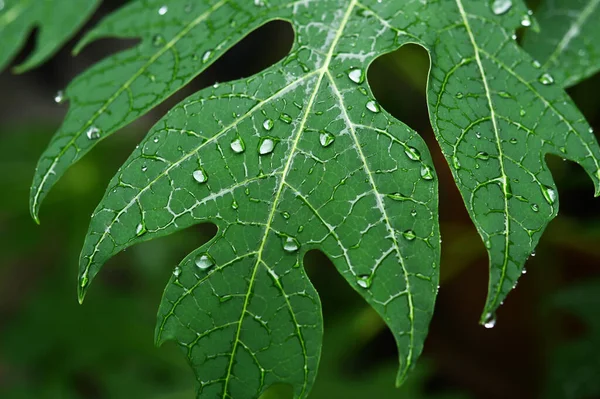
[0,0,100,72]
[20,0,600,398]
[523,0,600,88]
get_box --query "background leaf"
[523,0,600,88]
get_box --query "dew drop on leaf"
[455,92,464,99]
[54,90,64,104]
[258,137,276,155]
[404,146,421,161]
[279,113,293,124]
[135,222,147,237]
[263,118,274,131]
[531,203,539,212]
[452,155,461,170]
[476,151,490,161]
[356,275,372,289]
[230,137,246,153]
[483,313,497,328]
[283,236,300,253]
[420,165,434,180]
[348,68,364,84]
[491,0,512,15]
[538,72,555,85]
[365,100,381,113]
[402,230,416,241]
[541,185,556,204]
[319,131,335,147]
[202,50,212,63]
[158,5,168,15]
[231,200,239,210]
[192,168,208,183]
[86,126,101,140]
[173,267,181,278]
[521,14,532,27]
[195,253,215,270]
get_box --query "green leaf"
[0,0,99,72]
[522,0,600,87]
[25,0,600,397]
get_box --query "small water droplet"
[279,113,293,124]
[356,275,371,289]
[498,91,512,99]
[135,222,146,237]
[521,14,532,27]
[452,155,461,170]
[404,146,421,161]
[420,165,434,180]
[455,92,464,99]
[485,239,492,249]
[202,50,212,63]
[411,209,417,217]
[522,267,527,275]
[173,267,181,278]
[520,109,526,117]
[193,168,208,183]
[282,211,291,219]
[532,60,541,68]
[483,313,496,329]
[258,137,276,155]
[491,0,512,15]
[54,90,65,104]
[283,236,300,253]
[195,253,215,270]
[263,118,274,131]
[531,250,536,257]
[366,100,380,113]
[152,34,165,47]
[348,68,364,84]
[80,275,89,289]
[231,200,239,210]
[230,136,246,153]
[476,152,490,161]
[402,230,416,241]
[531,203,539,212]
[86,126,101,140]
[319,131,335,147]
[541,185,556,204]
[158,5,168,15]
[538,72,554,85]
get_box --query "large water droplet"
[366,100,381,113]
[86,126,101,140]
[356,275,372,289]
[538,72,554,85]
[402,230,416,241]
[230,136,246,153]
[135,222,147,237]
[404,146,421,161]
[259,137,276,155]
[420,165,434,180]
[193,168,208,183]
[319,131,335,147]
[491,0,512,15]
[263,118,274,131]
[283,236,300,253]
[541,185,556,204]
[195,253,215,270]
[483,313,497,329]
[348,68,364,84]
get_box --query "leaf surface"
[523,0,600,87]
[22,0,600,397]
[0,0,99,72]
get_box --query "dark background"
[1,1,599,398]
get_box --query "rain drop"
[195,253,215,270]
[158,5,168,15]
[319,131,335,147]
[259,137,276,155]
[483,313,497,329]
[420,165,434,180]
[279,113,293,124]
[402,230,416,241]
[54,90,65,104]
[193,168,208,183]
[476,151,490,161]
[135,222,147,237]
[366,100,381,113]
[541,185,556,204]
[202,50,212,63]
[531,203,539,212]
[283,236,300,253]
[173,267,181,278]
[521,14,532,27]
[356,275,372,289]
[452,155,461,170]
[455,92,464,99]
[230,136,246,153]
[348,68,364,84]
[231,200,239,210]
[538,72,554,85]
[404,146,421,161]
[263,118,274,131]
[86,126,101,140]
[491,0,512,15]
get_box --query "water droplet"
[420,165,434,180]
[193,168,208,183]
[202,50,212,63]
[258,137,276,155]
[531,250,536,257]
[230,136,246,153]
[86,126,101,140]
[281,211,291,220]
[532,60,541,68]
[483,313,496,328]
[366,100,380,113]
[54,90,64,104]
[195,253,215,270]
[279,113,293,124]
[402,230,416,241]
[173,267,181,278]
[491,0,512,15]
[263,118,274,131]
[498,91,512,99]
[404,146,421,161]
[455,92,464,99]
[531,203,539,212]
[319,131,335,147]
[158,5,168,15]
[538,72,554,85]
[520,109,526,117]
[485,239,492,249]
[521,14,532,27]
[522,267,527,275]
[452,155,461,170]
[541,185,556,204]
[348,68,364,84]
[152,34,165,47]
[80,275,89,289]
[231,200,239,210]
[411,209,417,217]
[283,236,300,253]
[476,152,490,161]
[135,222,146,237]
[356,275,372,289]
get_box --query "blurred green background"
[1,1,599,398]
